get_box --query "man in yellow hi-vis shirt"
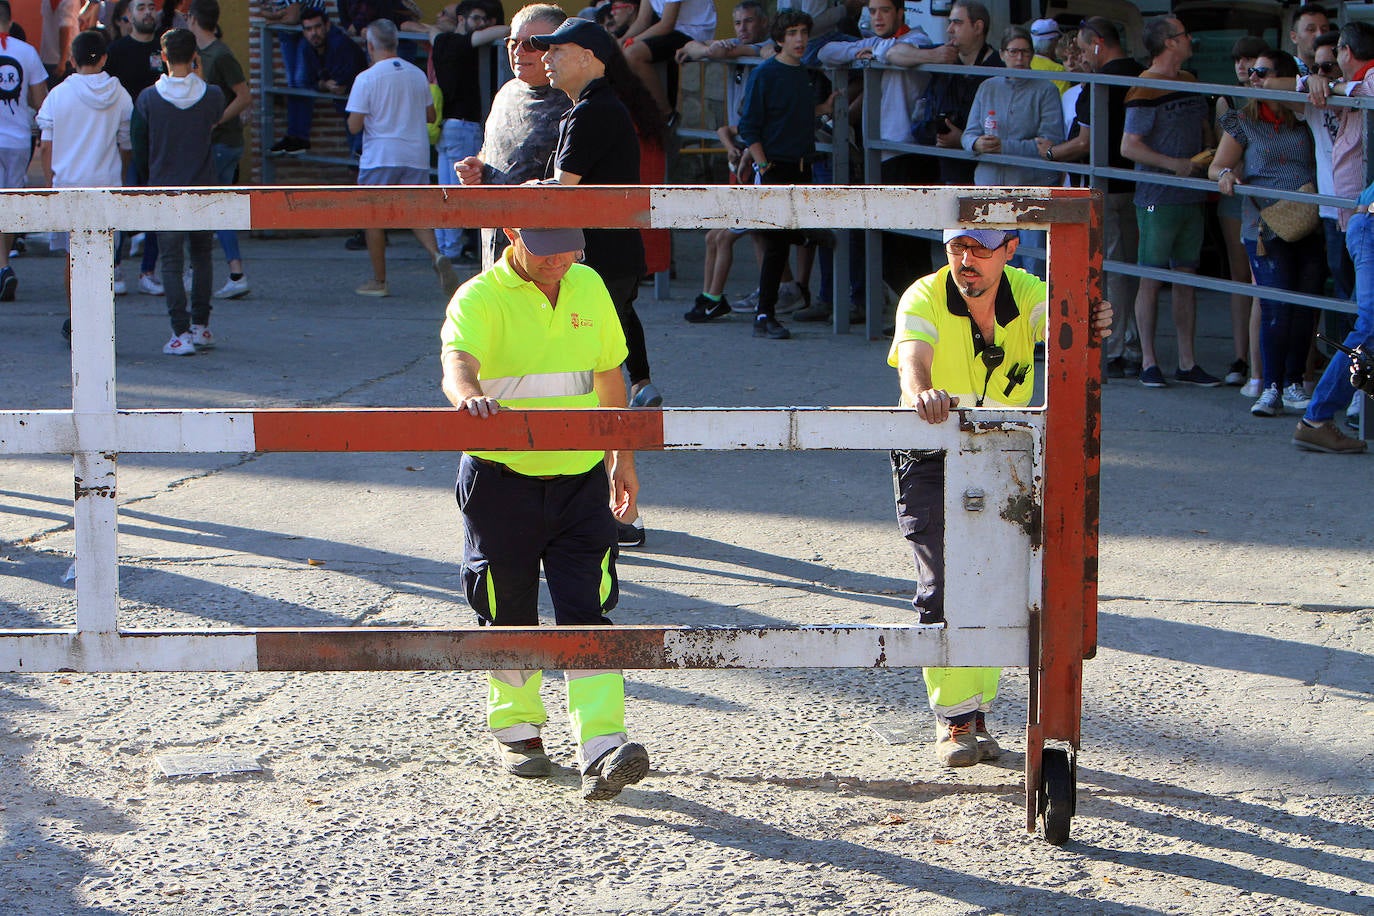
[889,227,1113,767]
[440,225,649,801]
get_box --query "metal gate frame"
[0,185,1101,841]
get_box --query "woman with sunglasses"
[1208,49,1322,418]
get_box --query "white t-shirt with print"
[346,56,432,172]
[0,36,48,150]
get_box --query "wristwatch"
[1044,146,1055,162]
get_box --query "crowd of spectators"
[2,0,1369,452]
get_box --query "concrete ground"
[0,228,1371,915]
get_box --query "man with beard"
[888,227,1113,767]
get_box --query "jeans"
[1306,212,1374,422]
[1244,232,1323,391]
[159,230,213,334]
[211,144,243,264]
[436,119,483,258]
[756,160,811,319]
[114,158,158,274]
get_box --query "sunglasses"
[1315,61,1340,75]
[1247,66,1271,78]
[505,37,538,52]
[947,241,1006,259]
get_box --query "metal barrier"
[0,183,1101,843]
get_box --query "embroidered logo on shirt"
[569,313,594,328]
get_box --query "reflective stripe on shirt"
[481,370,594,400]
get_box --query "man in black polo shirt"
[532,17,659,546]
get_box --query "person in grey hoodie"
[132,27,224,356]
[35,28,132,341]
[960,25,1063,276]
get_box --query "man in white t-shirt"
[39,0,79,84]
[621,0,716,115]
[345,18,458,300]
[0,0,50,302]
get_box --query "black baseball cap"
[528,17,617,67]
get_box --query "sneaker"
[137,273,164,296]
[581,741,650,800]
[162,332,196,356]
[1292,420,1368,454]
[1224,358,1248,386]
[974,712,1001,761]
[629,382,662,408]
[793,300,833,322]
[112,268,127,296]
[1240,378,1262,398]
[934,719,979,768]
[9,237,26,258]
[738,288,760,311]
[684,293,731,323]
[1175,365,1222,387]
[344,231,368,251]
[214,275,250,299]
[776,281,805,314]
[355,279,390,297]
[617,517,645,547]
[270,136,310,156]
[434,254,460,299]
[1138,365,1168,388]
[494,736,553,778]
[753,315,791,340]
[189,324,214,350]
[1281,383,1312,410]
[1250,385,1281,417]
[0,265,16,301]
[1104,357,1126,379]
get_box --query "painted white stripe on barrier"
[0,188,254,233]
[661,625,1029,669]
[660,408,1040,451]
[117,411,258,453]
[645,186,1045,231]
[0,411,78,454]
[0,633,259,672]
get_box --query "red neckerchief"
[893,24,910,39]
[1354,60,1374,83]
[0,30,8,50]
[1258,102,1283,125]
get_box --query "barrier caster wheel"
[1039,747,1075,846]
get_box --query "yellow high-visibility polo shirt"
[440,248,628,476]
[887,265,1047,409]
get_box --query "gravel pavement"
[1,229,1371,915]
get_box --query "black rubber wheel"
[1040,747,1074,846]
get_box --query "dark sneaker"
[1175,365,1222,387]
[581,742,650,800]
[344,231,368,251]
[1292,420,1368,454]
[1225,358,1248,386]
[974,712,1002,761]
[753,315,791,339]
[934,719,979,768]
[684,293,731,323]
[629,382,662,408]
[495,736,553,777]
[270,136,310,156]
[0,265,15,301]
[1104,357,1126,379]
[1138,365,1168,388]
[616,518,645,547]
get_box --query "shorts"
[1136,203,1203,270]
[636,30,692,62]
[358,165,431,186]
[0,147,30,189]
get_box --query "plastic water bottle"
[983,109,998,137]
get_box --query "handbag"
[1258,182,1320,243]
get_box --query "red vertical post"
[1028,190,1103,826]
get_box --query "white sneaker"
[776,281,805,313]
[1240,378,1262,398]
[1251,385,1282,417]
[138,273,165,296]
[112,269,127,296]
[1281,383,1312,410]
[214,275,250,299]
[189,324,214,349]
[738,288,760,310]
[162,332,196,356]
